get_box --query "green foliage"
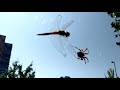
[105,68,115,78]
[107,12,120,18]
[107,12,120,46]
[0,61,35,78]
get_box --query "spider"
[71,45,89,64]
[76,48,89,64]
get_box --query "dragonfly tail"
[37,32,53,35]
[37,32,59,36]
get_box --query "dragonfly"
[37,15,74,57]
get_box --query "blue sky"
[0,12,120,78]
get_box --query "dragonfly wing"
[50,35,67,57]
[48,15,67,57]
[61,37,78,58]
[49,15,62,32]
[61,20,74,31]
[48,15,74,57]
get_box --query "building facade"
[0,35,12,74]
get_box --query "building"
[0,35,12,74]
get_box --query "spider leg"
[80,57,83,60]
[80,50,83,53]
[83,48,88,52]
[83,58,86,64]
[77,57,80,59]
[83,48,89,54]
[87,49,89,54]
[84,53,89,55]
[85,57,89,63]
[72,45,81,51]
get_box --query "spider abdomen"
[77,52,85,58]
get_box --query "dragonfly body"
[37,31,70,37]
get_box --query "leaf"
[115,35,118,38]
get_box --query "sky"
[0,12,120,78]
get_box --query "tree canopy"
[0,61,35,78]
[107,12,120,46]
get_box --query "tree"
[107,12,120,18]
[105,68,115,78]
[107,12,120,46]
[60,76,71,78]
[0,61,35,78]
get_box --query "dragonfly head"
[65,32,70,37]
